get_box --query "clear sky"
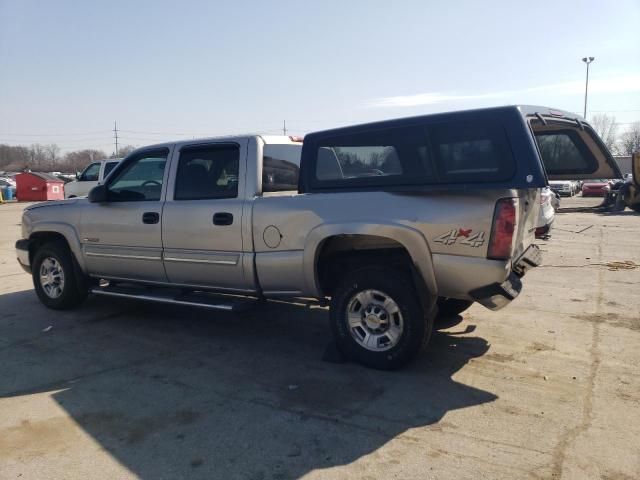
[1,0,639,153]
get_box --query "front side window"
[81,162,100,181]
[107,150,168,201]
[174,144,239,200]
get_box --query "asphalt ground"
[0,195,638,479]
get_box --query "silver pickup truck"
[16,106,620,369]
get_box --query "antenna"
[283,120,287,136]
[113,121,119,157]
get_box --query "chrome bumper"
[469,245,542,311]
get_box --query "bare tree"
[63,149,109,172]
[110,144,136,158]
[619,122,640,156]
[0,144,30,170]
[28,144,47,168]
[44,143,61,165]
[590,114,618,153]
[0,143,111,172]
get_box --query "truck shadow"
[0,290,496,479]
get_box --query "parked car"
[64,159,121,198]
[581,179,612,197]
[549,180,576,196]
[0,175,17,188]
[0,178,17,200]
[16,106,621,369]
[535,187,556,238]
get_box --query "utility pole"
[283,120,287,136]
[113,121,119,157]
[582,57,595,118]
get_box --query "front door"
[161,142,252,292]
[79,148,171,282]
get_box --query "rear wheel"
[330,266,431,370]
[32,242,88,309]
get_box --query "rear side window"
[429,121,515,182]
[174,144,239,200]
[103,161,118,178]
[309,119,513,189]
[263,144,301,192]
[312,126,434,188]
[535,130,598,175]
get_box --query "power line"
[0,130,111,137]
[0,137,112,144]
[113,121,119,157]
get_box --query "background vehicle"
[64,159,121,198]
[581,179,612,197]
[549,180,576,196]
[606,152,640,212]
[535,187,556,239]
[16,106,620,369]
[0,178,17,200]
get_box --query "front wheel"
[32,241,88,309]
[330,266,431,370]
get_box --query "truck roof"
[135,135,301,154]
[305,105,586,139]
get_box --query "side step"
[89,284,258,312]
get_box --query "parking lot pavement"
[0,198,638,480]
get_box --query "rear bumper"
[15,239,31,274]
[469,245,542,311]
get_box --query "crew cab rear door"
[528,110,622,180]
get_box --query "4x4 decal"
[433,229,486,247]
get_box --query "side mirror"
[88,184,108,203]
[76,171,82,180]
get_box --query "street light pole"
[582,56,595,118]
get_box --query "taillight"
[488,198,517,260]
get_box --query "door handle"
[142,212,160,224]
[213,212,233,226]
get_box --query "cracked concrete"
[1,197,639,479]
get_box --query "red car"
[581,179,612,197]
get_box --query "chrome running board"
[90,285,256,312]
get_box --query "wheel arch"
[28,224,86,273]
[303,222,438,300]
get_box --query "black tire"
[436,297,473,318]
[32,241,88,310]
[330,266,431,370]
[630,204,640,213]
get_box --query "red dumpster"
[15,172,65,201]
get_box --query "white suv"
[64,159,121,198]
